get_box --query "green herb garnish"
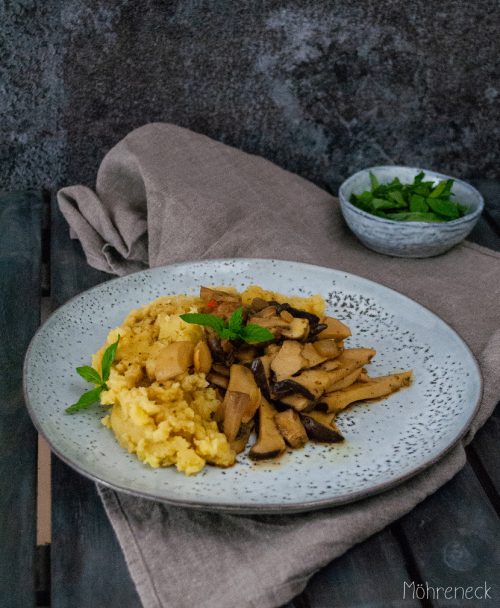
[180,308,274,344]
[66,336,120,413]
[349,172,467,222]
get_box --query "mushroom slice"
[283,369,332,400]
[265,344,280,357]
[326,367,363,392]
[206,372,229,390]
[279,394,315,412]
[313,339,342,360]
[154,341,194,382]
[281,318,309,340]
[230,420,254,454]
[249,297,270,313]
[193,340,212,374]
[253,305,278,319]
[322,348,377,391]
[222,391,251,443]
[200,286,240,304]
[271,340,306,381]
[274,409,308,448]
[249,398,286,460]
[358,368,370,382]
[272,379,316,401]
[249,356,272,400]
[317,316,352,340]
[234,346,257,362]
[249,315,289,330]
[320,371,413,414]
[301,342,328,369]
[212,362,230,377]
[300,411,344,443]
[227,364,261,423]
[319,359,342,372]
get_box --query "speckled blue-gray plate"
[24,259,481,513]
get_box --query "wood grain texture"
[0,191,42,607]
[398,464,500,606]
[49,197,141,608]
[301,528,420,608]
[469,410,500,502]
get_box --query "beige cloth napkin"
[58,123,500,608]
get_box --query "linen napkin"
[58,123,500,608]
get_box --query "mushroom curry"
[91,285,412,475]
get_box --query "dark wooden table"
[1,183,499,608]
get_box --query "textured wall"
[2,0,500,192]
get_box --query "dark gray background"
[2,0,499,193]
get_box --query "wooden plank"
[398,464,499,606]
[49,196,141,608]
[469,409,500,502]
[0,191,42,608]
[301,528,420,608]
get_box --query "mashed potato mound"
[93,287,324,475]
[94,294,235,475]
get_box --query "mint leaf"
[239,324,274,344]
[228,307,244,333]
[429,180,447,198]
[76,365,102,385]
[180,313,225,335]
[66,386,104,413]
[409,194,429,213]
[220,327,239,340]
[426,198,460,219]
[101,336,120,382]
[369,171,379,190]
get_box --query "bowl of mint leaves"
[338,166,484,258]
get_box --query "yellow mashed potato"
[93,287,324,475]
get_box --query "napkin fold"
[58,123,500,608]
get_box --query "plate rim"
[23,257,483,513]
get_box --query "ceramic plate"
[24,259,481,513]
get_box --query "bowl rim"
[338,165,485,228]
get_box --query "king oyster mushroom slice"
[230,420,254,454]
[249,397,286,460]
[279,393,315,412]
[317,316,352,340]
[193,340,212,374]
[281,369,332,400]
[301,342,328,368]
[318,348,377,392]
[300,410,344,443]
[274,409,308,448]
[271,340,306,382]
[226,364,261,423]
[211,362,230,377]
[222,390,251,443]
[206,372,229,390]
[320,371,413,414]
[325,367,364,392]
[313,339,342,359]
[154,341,195,382]
[281,317,309,340]
[249,355,273,400]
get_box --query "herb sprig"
[66,336,120,413]
[349,171,468,222]
[180,307,274,344]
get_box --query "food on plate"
[349,171,468,222]
[68,285,412,475]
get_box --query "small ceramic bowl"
[338,166,484,257]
